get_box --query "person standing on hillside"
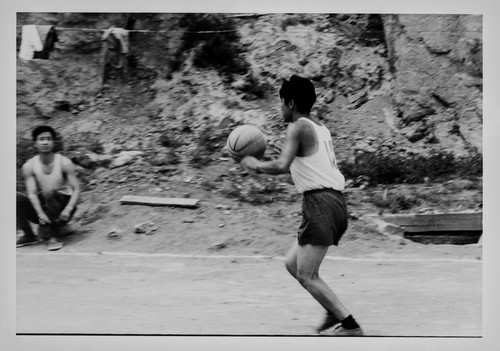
[17,125,80,251]
[240,75,363,336]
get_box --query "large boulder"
[383,14,482,155]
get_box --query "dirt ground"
[17,249,481,337]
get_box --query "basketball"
[226,125,266,159]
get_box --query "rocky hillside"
[16,13,483,193]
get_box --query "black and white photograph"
[3,1,500,350]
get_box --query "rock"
[124,140,141,151]
[348,91,369,109]
[68,119,103,134]
[323,90,335,104]
[298,57,309,66]
[304,61,324,81]
[230,78,247,91]
[211,242,226,250]
[108,228,124,238]
[111,151,144,168]
[34,100,55,118]
[103,143,123,154]
[407,132,425,143]
[349,212,360,220]
[85,152,113,168]
[134,221,158,235]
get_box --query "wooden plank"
[119,195,200,208]
[404,232,482,245]
[380,212,482,232]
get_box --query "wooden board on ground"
[379,212,482,233]
[119,195,200,208]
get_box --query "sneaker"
[16,236,40,248]
[316,313,341,334]
[327,324,364,336]
[47,238,63,251]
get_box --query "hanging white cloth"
[102,27,130,54]
[19,25,44,60]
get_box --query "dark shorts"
[297,188,348,246]
[17,191,76,224]
[17,191,77,239]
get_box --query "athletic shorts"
[297,188,348,246]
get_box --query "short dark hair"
[32,125,57,141]
[279,75,316,114]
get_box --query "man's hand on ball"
[241,156,259,171]
[230,154,244,163]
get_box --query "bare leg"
[285,241,350,320]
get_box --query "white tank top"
[290,118,345,193]
[33,154,70,195]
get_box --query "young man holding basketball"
[17,125,80,251]
[240,75,363,336]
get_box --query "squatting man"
[17,125,80,251]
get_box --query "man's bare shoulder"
[59,154,77,172]
[294,118,316,138]
[22,156,37,173]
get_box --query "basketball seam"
[231,133,243,152]
[234,138,264,153]
[235,137,254,153]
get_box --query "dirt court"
[16,248,481,337]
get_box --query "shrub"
[280,14,315,31]
[455,150,483,178]
[341,149,482,185]
[369,191,420,213]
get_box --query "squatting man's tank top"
[32,154,72,195]
[290,118,345,194]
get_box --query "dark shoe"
[16,235,40,248]
[47,237,63,251]
[327,324,364,336]
[316,312,341,334]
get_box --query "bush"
[369,192,420,213]
[177,14,249,76]
[280,14,315,31]
[341,150,482,185]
